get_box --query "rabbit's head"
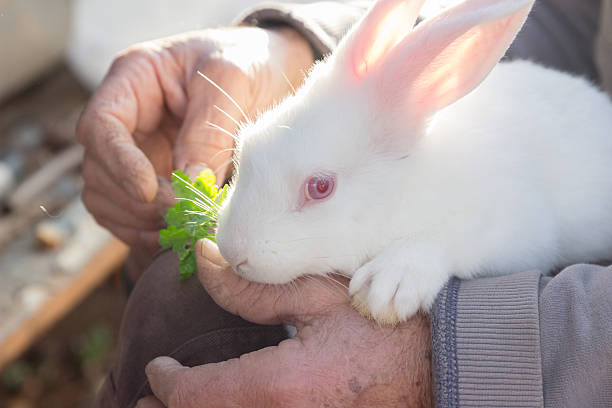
[216,0,534,283]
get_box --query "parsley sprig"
[159,169,228,281]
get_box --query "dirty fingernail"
[200,238,215,258]
[155,176,176,216]
[140,231,160,248]
[199,239,228,267]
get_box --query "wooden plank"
[0,238,128,371]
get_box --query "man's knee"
[96,250,288,408]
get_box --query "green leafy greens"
[159,169,228,281]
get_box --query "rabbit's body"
[216,0,612,323]
[387,59,612,279]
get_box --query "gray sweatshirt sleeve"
[596,0,612,94]
[432,265,612,407]
[236,0,608,82]
[505,0,602,82]
[234,1,370,60]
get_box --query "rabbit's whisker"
[208,147,238,164]
[173,173,220,209]
[180,189,220,211]
[281,71,296,95]
[197,70,249,122]
[183,210,217,218]
[213,104,241,127]
[206,121,239,142]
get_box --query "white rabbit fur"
[215,0,612,323]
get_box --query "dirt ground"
[0,274,127,408]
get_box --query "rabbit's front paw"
[349,245,448,324]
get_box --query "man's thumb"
[173,70,245,184]
[145,357,188,407]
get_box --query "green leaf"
[159,225,191,261]
[178,253,198,281]
[193,225,212,243]
[163,206,188,228]
[159,225,188,249]
[159,169,228,281]
[171,170,194,201]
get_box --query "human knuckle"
[111,44,151,69]
[201,56,247,80]
[76,108,115,151]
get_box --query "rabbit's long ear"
[335,0,424,80]
[376,0,534,121]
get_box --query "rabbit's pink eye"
[305,174,335,201]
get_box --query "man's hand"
[77,26,314,250]
[137,240,433,408]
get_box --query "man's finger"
[76,51,170,203]
[146,343,303,408]
[92,215,159,248]
[145,357,189,407]
[199,237,228,267]
[136,395,166,408]
[78,104,159,204]
[82,188,161,230]
[173,61,250,183]
[154,175,177,216]
[196,239,350,326]
[82,155,166,218]
[195,239,280,324]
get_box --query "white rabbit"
[215,0,612,323]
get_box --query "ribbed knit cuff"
[432,271,544,407]
[432,277,461,407]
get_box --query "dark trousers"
[94,250,288,408]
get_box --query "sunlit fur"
[216,0,612,321]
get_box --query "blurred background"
[0,0,330,406]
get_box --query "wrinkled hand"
[137,240,433,408]
[77,26,313,249]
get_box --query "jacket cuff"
[432,271,544,407]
